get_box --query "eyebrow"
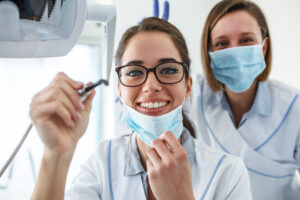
[240,32,256,37]
[213,35,227,40]
[214,32,256,40]
[125,60,144,65]
[125,58,179,66]
[159,58,178,63]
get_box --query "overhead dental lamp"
[0,0,116,178]
[0,0,116,81]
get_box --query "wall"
[254,0,300,88]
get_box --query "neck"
[224,81,258,127]
[136,137,151,170]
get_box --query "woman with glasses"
[184,0,300,199]
[30,17,252,200]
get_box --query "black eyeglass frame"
[115,61,189,87]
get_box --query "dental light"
[0,0,116,178]
[0,0,116,81]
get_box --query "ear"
[185,77,193,99]
[263,37,269,57]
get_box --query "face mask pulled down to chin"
[122,104,183,147]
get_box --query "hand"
[29,72,96,157]
[146,131,195,200]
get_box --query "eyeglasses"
[115,61,188,87]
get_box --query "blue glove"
[162,0,169,21]
[153,0,160,17]
[140,0,170,23]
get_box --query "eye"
[160,67,179,74]
[212,40,229,51]
[214,40,229,48]
[240,37,254,45]
[126,70,144,77]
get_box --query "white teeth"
[140,102,167,109]
[149,102,154,108]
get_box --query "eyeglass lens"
[118,62,184,86]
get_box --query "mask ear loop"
[261,38,266,47]
[261,38,268,58]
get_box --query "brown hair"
[201,0,272,91]
[115,17,195,138]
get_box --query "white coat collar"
[210,81,272,117]
[123,128,196,177]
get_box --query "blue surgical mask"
[122,104,183,147]
[209,41,266,93]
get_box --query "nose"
[142,71,162,92]
[231,40,239,48]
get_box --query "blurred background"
[0,0,299,199]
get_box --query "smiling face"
[118,31,192,116]
[210,10,267,52]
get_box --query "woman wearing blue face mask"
[30,17,252,200]
[184,0,300,199]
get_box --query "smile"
[140,101,168,109]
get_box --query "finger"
[79,82,95,109]
[82,89,96,110]
[153,0,159,17]
[55,72,84,90]
[162,139,172,152]
[31,101,74,128]
[38,76,84,111]
[146,158,153,170]
[152,139,171,159]
[59,91,82,122]
[162,0,170,20]
[34,85,82,122]
[159,131,182,154]
[52,81,83,121]
[83,82,95,105]
[58,77,85,111]
[147,148,162,166]
[160,132,189,164]
[86,82,93,86]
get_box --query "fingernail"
[87,82,93,86]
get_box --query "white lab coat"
[184,74,300,200]
[66,132,252,200]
